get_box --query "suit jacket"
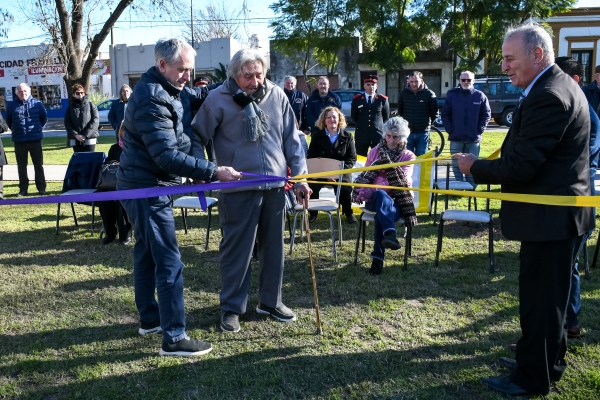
[307,128,357,185]
[351,93,390,144]
[471,65,593,241]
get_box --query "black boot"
[381,231,401,250]
[370,258,383,275]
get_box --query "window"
[571,50,593,85]
[503,82,524,96]
[474,82,501,97]
[96,100,113,111]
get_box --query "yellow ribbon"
[292,149,599,207]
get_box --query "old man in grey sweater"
[192,48,311,333]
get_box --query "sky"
[2,0,275,53]
[1,0,598,54]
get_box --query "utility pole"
[190,0,196,86]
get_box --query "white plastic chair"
[289,158,344,261]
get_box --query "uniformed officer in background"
[351,75,390,157]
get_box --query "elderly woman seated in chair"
[352,117,418,275]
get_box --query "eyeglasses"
[74,92,84,96]
[460,79,472,82]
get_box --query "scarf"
[352,139,418,227]
[228,78,269,141]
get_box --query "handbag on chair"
[96,162,119,191]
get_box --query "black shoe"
[17,192,27,197]
[102,235,116,245]
[498,357,517,371]
[38,190,48,195]
[138,319,162,336]
[256,302,296,322]
[370,258,383,275]
[346,214,358,224]
[481,376,531,396]
[159,336,212,357]
[381,231,401,250]
[220,310,240,332]
[309,214,318,224]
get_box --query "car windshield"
[97,101,112,111]
[335,92,356,102]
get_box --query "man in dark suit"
[351,75,390,157]
[455,24,593,396]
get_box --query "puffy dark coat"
[64,95,99,141]
[582,81,600,117]
[397,86,438,132]
[305,90,342,133]
[307,128,357,189]
[284,88,308,131]
[108,99,127,131]
[5,96,47,143]
[441,87,491,142]
[117,66,217,189]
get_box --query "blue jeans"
[120,195,187,344]
[407,131,430,156]
[450,141,480,187]
[365,190,402,261]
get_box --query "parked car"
[434,76,523,127]
[97,98,116,128]
[331,89,362,124]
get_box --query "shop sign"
[28,65,65,75]
[0,60,25,68]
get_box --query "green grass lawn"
[0,132,599,399]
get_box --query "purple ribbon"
[0,173,286,206]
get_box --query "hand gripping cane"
[301,192,323,335]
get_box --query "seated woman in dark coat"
[306,106,357,224]
[352,117,418,275]
[98,125,131,245]
[64,84,99,152]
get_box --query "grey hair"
[506,24,554,65]
[460,70,474,77]
[227,48,267,79]
[384,117,410,142]
[284,75,297,83]
[318,76,329,83]
[154,38,195,67]
[17,82,30,90]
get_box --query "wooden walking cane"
[302,204,323,335]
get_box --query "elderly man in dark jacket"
[108,84,132,142]
[442,70,491,186]
[283,76,308,132]
[305,76,342,134]
[5,83,47,196]
[117,38,241,357]
[398,71,438,156]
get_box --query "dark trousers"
[73,144,96,152]
[98,200,131,241]
[0,165,3,198]
[218,189,286,314]
[511,235,583,395]
[120,195,187,344]
[308,181,353,216]
[355,140,379,158]
[14,141,46,193]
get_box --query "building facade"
[110,37,245,94]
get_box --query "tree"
[0,8,13,39]
[178,2,245,44]
[417,0,576,76]
[209,62,228,83]
[19,0,177,96]
[269,0,355,92]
